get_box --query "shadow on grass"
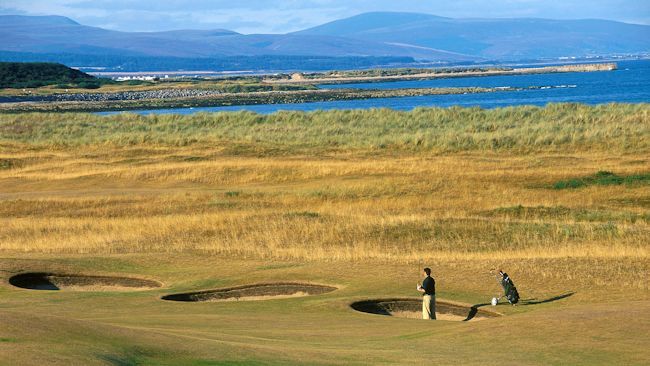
[520,292,575,305]
[466,303,491,321]
[468,292,575,318]
[9,273,60,290]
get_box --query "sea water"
[98,60,650,115]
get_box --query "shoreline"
[0,86,527,113]
[266,63,618,85]
[0,62,623,113]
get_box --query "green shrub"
[0,62,97,88]
[553,171,650,189]
[77,81,101,89]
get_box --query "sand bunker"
[162,282,337,302]
[350,298,501,321]
[9,272,162,291]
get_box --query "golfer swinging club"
[417,267,436,319]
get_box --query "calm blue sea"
[100,60,650,115]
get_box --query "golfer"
[417,267,436,319]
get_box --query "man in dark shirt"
[417,267,436,319]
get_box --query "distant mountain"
[1,15,80,27]
[1,13,648,71]
[295,12,450,37]
[0,15,470,61]
[297,12,650,59]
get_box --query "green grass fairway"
[1,255,648,365]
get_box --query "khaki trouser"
[422,295,436,320]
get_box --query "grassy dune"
[0,104,649,364]
[1,103,647,150]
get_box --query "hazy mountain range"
[296,12,649,59]
[1,12,648,70]
[0,14,470,61]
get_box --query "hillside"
[296,12,650,59]
[0,62,97,88]
[0,15,467,61]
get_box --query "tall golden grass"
[1,104,648,286]
[1,146,647,264]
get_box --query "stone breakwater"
[1,88,224,103]
[0,87,506,112]
[0,85,587,113]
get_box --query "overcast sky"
[1,0,648,33]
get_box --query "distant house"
[290,73,305,81]
[115,76,157,82]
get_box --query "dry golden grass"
[1,105,648,295]
[1,146,648,266]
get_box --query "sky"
[1,0,648,34]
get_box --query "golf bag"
[501,273,519,305]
